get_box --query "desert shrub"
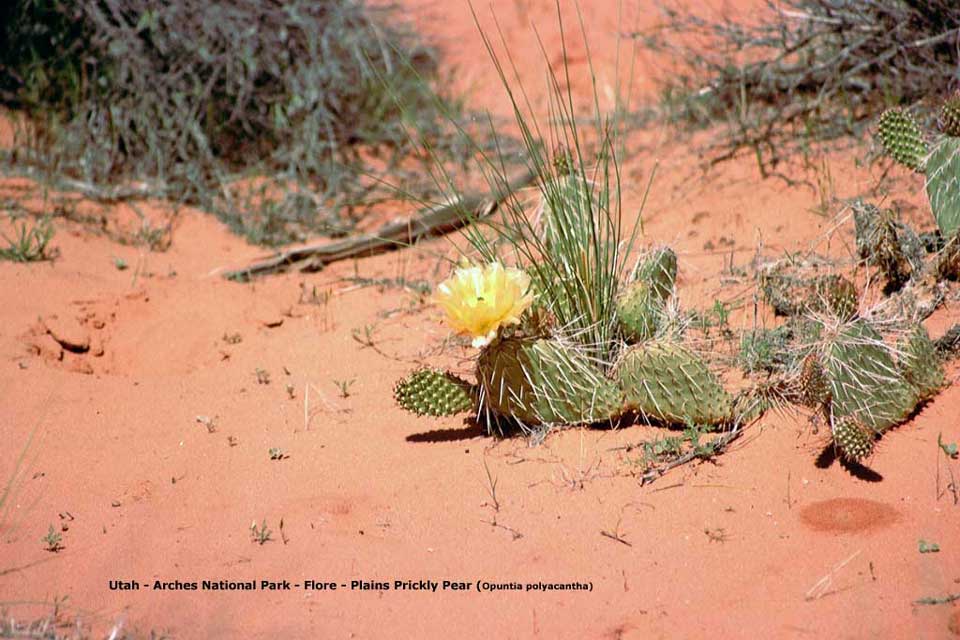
[0,0,468,245]
[639,0,960,175]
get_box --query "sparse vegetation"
[250,519,272,545]
[0,0,473,245]
[42,524,63,552]
[0,216,55,262]
[333,379,356,399]
[638,0,960,175]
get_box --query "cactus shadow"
[815,445,884,482]
[405,419,487,443]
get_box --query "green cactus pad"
[614,341,732,426]
[898,325,945,401]
[877,108,927,172]
[823,320,918,431]
[634,246,678,300]
[831,416,875,463]
[926,136,960,237]
[616,282,662,342]
[616,247,678,343]
[394,368,476,417]
[938,94,960,137]
[798,353,830,408]
[476,336,622,427]
[813,275,858,321]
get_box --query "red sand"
[1,1,958,638]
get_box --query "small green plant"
[918,539,940,553]
[939,433,959,459]
[113,257,128,270]
[351,325,377,348]
[738,326,791,373]
[250,519,272,545]
[42,524,63,552]
[0,217,55,262]
[333,378,356,398]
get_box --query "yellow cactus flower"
[434,261,534,348]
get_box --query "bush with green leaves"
[0,0,467,245]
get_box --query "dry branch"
[222,169,536,280]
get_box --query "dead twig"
[222,169,536,280]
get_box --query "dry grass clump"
[638,0,960,175]
[0,0,469,245]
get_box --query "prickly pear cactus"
[616,247,677,342]
[939,94,960,137]
[394,368,476,417]
[831,415,875,463]
[614,340,732,425]
[822,320,918,431]
[898,325,945,401]
[926,136,960,238]
[476,335,622,427]
[877,108,927,172]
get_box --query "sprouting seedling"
[250,519,272,545]
[351,325,377,348]
[918,539,940,553]
[113,257,128,270]
[268,447,286,460]
[939,433,958,459]
[0,217,56,262]
[333,378,356,398]
[255,368,270,385]
[42,524,63,552]
[285,383,296,399]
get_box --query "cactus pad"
[823,320,918,431]
[831,416,875,463]
[813,275,858,321]
[617,247,677,342]
[635,246,678,300]
[616,282,662,342]
[394,368,476,417]
[938,94,960,137]
[898,325,945,401]
[798,353,830,408]
[877,108,927,172]
[476,336,622,427]
[614,341,732,425]
[926,136,960,237]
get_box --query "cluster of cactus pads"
[877,95,960,239]
[395,247,736,432]
[392,102,960,468]
[399,233,955,466]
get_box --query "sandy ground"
[2,1,959,638]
